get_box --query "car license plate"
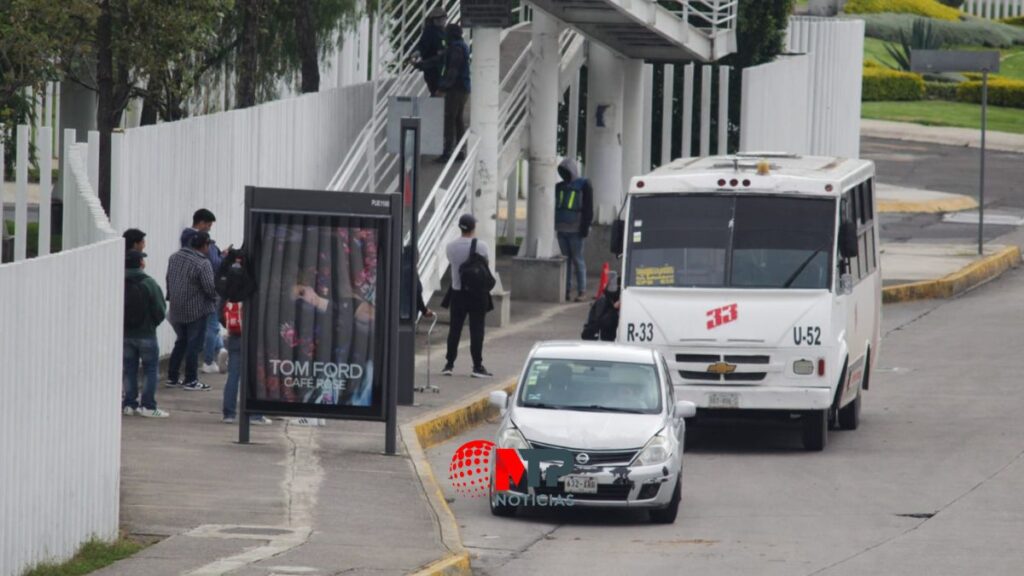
[563,475,598,494]
[708,392,739,409]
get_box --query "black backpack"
[124,276,148,329]
[216,247,258,303]
[459,239,496,295]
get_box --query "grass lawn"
[863,38,1024,82]
[862,100,1024,134]
[21,538,147,576]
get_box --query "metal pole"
[979,69,987,256]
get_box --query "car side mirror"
[610,219,625,257]
[674,400,696,419]
[489,390,509,415]
[839,221,859,259]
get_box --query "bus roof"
[630,154,874,197]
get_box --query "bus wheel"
[802,409,828,451]
[838,390,861,430]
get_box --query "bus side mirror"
[610,219,625,256]
[839,222,858,259]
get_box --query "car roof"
[529,341,656,364]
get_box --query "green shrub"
[845,0,963,21]
[863,66,926,100]
[925,80,959,100]
[937,0,965,7]
[855,13,1024,47]
[956,76,1024,107]
[1002,16,1024,27]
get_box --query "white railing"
[0,139,121,576]
[667,0,739,36]
[105,82,372,352]
[962,0,1024,18]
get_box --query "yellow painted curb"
[410,553,472,576]
[883,245,1021,304]
[878,195,978,214]
[402,377,518,576]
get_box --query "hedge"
[1002,16,1024,27]
[856,13,1024,47]
[925,80,959,100]
[845,0,963,21]
[863,66,926,101]
[956,77,1024,108]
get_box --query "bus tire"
[838,390,861,430]
[802,409,828,451]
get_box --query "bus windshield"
[626,194,835,290]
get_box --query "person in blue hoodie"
[554,158,594,302]
[435,23,471,163]
[180,208,225,374]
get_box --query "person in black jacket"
[581,274,621,342]
[555,158,594,302]
[435,23,471,163]
[412,7,447,96]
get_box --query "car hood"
[511,407,664,450]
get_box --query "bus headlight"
[793,359,815,375]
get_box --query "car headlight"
[497,424,530,450]
[633,428,676,467]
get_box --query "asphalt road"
[428,267,1024,575]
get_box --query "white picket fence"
[963,0,1024,18]
[0,138,121,576]
[741,17,865,158]
[101,82,373,351]
[644,62,731,171]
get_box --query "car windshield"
[626,194,835,289]
[517,359,662,414]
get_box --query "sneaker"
[441,363,454,376]
[182,380,212,391]
[222,416,237,424]
[250,416,274,426]
[201,362,220,374]
[217,349,229,373]
[138,407,170,418]
[472,366,494,378]
[122,406,137,416]
[291,417,318,427]
[165,379,180,388]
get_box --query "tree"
[294,0,320,93]
[235,0,260,108]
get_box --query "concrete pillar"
[524,11,560,258]
[641,64,653,172]
[621,59,645,202]
[469,26,501,263]
[567,73,580,162]
[584,43,624,225]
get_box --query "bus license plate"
[708,392,739,409]
[563,475,598,494]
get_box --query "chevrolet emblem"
[706,362,737,375]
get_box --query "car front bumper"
[494,461,681,509]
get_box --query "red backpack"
[224,302,242,336]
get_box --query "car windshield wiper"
[782,245,829,288]
[578,405,647,414]
[521,402,563,410]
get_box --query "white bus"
[612,154,880,451]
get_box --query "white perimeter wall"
[741,17,865,158]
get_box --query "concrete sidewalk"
[95,235,1020,576]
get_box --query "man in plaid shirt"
[166,231,218,391]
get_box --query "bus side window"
[841,191,861,282]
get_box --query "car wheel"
[649,474,681,524]
[489,488,517,517]
[838,389,861,430]
[802,409,828,451]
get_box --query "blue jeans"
[557,231,587,297]
[204,309,223,364]
[123,337,159,410]
[168,316,207,384]
[222,335,262,419]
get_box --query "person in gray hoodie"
[554,158,594,302]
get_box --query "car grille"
[678,353,770,383]
[534,482,634,501]
[528,441,639,465]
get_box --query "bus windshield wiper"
[783,246,828,288]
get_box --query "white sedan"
[488,341,696,523]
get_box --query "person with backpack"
[554,158,594,302]
[441,214,494,378]
[435,23,471,163]
[411,6,447,96]
[581,273,621,342]
[220,301,272,425]
[123,250,169,418]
